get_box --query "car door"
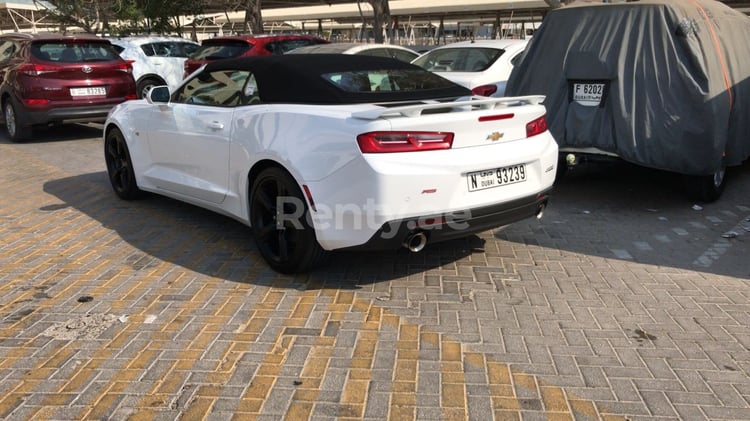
[143,69,251,203]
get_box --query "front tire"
[683,167,727,203]
[3,100,31,142]
[104,127,142,200]
[250,167,328,273]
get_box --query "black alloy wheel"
[250,167,328,273]
[104,127,142,200]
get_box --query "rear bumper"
[340,190,550,252]
[23,104,120,126]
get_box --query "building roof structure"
[0,1,746,34]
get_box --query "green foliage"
[37,0,207,34]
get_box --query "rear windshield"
[412,47,504,72]
[31,41,121,63]
[190,41,252,60]
[322,69,458,93]
[142,41,199,58]
[264,39,326,55]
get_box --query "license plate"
[467,164,527,192]
[573,83,605,106]
[70,87,106,97]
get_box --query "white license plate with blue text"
[70,87,106,97]
[467,164,527,192]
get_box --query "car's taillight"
[526,115,548,137]
[114,62,132,73]
[17,63,57,76]
[357,131,454,153]
[471,84,498,97]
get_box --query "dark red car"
[0,32,137,141]
[183,34,329,77]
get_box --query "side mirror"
[147,86,170,104]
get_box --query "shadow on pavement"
[42,159,750,286]
[42,172,476,288]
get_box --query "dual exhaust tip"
[402,201,547,253]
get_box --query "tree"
[138,0,205,36]
[243,0,263,34]
[367,0,391,43]
[37,0,205,35]
[35,0,135,34]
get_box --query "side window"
[359,48,389,58]
[182,43,199,57]
[510,52,524,67]
[151,42,176,57]
[141,44,156,57]
[173,69,251,107]
[243,74,261,105]
[0,41,17,64]
[391,49,418,63]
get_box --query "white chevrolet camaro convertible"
[103,54,558,273]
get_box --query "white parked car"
[287,42,419,63]
[110,36,199,98]
[412,39,529,97]
[103,54,558,273]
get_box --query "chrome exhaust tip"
[403,232,428,253]
[536,202,546,220]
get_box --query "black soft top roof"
[202,54,470,104]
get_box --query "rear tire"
[137,78,162,99]
[250,167,328,273]
[3,100,31,142]
[683,167,727,203]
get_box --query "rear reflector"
[23,99,50,105]
[357,131,454,153]
[526,115,548,137]
[302,185,316,212]
[471,84,498,97]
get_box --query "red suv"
[183,34,329,77]
[0,33,136,141]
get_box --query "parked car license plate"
[467,164,526,192]
[70,87,106,97]
[573,83,605,106]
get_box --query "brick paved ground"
[1,127,749,420]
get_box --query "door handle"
[208,121,224,130]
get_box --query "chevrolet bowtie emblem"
[486,132,503,141]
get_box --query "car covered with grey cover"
[506,0,750,201]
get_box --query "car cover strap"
[690,0,733,111]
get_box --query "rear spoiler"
[351,95,546,120]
